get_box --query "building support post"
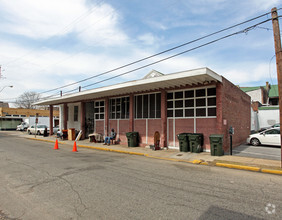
[49,105,53,135]
[161,90,167,148]
[63,103,68,130]
[129,94,134,132]
[105,98,109,136]
[80,102,85,140]
[271,7,282,167]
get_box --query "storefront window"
[135,93,161,119]
[167,87,216,118]
[109,97,129,119]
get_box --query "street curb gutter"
[261,169,282,175]
[215,163,260,172]
[27,137,282,175]
[26,137,67,145]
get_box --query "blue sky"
[0,0,281,105]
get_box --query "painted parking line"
[233,150,280,158]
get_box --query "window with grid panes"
[109,97,129,119]
[94,101,105,120]
[135,93,161,119]
[167,87,216,118]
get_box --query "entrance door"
[85,102,94,138]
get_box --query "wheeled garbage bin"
[177,133,189,152]
[126,132,139,147]
[209,134,224,156]
[188,133,203,153]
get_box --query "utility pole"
[271,7,282,167]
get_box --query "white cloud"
[0,0,84,38]
[137,33,161,46]
[221,62,277,85]
[0,0,127,46]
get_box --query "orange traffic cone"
[72,141,78,152]
[54,139,59,150]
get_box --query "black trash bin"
[209,134,224,156]
[188,133,203,153]
[126,132,139,147]
[177,133,189,152]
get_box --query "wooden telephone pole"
[271,7,282,167]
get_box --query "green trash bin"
[126,132,139,147]
[188,133,203,153]
[177,133,189,152]
[209,134,224,156]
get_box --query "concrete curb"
[27,137,282,175]
[26,137,67,145]
[77,144,147,156]
[215,162,260,172]
[261,169,282,175]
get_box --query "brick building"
[36,68,250,152]
[0,107,60,130]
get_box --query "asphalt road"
[233,144,281,160]
[0,132,282,220]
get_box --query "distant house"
[36,67,250,153]
[268,84,279,105]
[240,82,270,105]
[240,82,279,131]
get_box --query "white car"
[246,128,280,146]
[27,125,49,135]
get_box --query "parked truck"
[16,116,50,131]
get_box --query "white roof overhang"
[35,67,222,105]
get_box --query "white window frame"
[94,100,105,121]
[134,92,161,119]
[109,96,129,120]
[167,86,216,119]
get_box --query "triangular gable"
[143,70,164,79]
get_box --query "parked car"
[247,128,280,146]
[27,125,49,135]
[258,123,280,132]
[16,122,29,131]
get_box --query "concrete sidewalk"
[19,132,282,175]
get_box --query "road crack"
[6,159,88,219]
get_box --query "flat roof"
[35,67,222,105]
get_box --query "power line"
[38,11,272,95]
[2,17,274,102]
[46,18,272,99]
[2,13,279,102]
[1,1,181,83]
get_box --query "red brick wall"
[221,77,251,152]
[134,120,146,146]
[134,119,162,147]
[196,118,217,151]
[148,119,162,145]
[119,120,130,145]
[168,118,194,147]
[95,120,105,135]
[109,120,117,134]
[167,118,216,150]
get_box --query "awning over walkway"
[35,67,222,105]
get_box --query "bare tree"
[15,92,41,109]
